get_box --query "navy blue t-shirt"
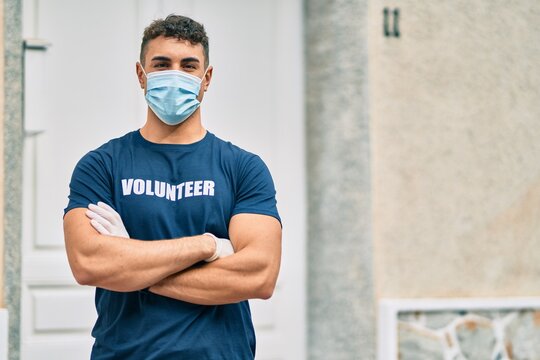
[64,130,280,359]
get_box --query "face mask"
[141,65,207,126]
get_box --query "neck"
[140,108,206,144]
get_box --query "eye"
[182,61,200,70]
[154,63,169,69]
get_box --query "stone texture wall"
[399,309,540,359]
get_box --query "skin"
[63,35,282,303]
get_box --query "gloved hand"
[204,233,235,262]
[86,202,130,238]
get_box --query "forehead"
[145,35,205,62]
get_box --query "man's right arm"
[63,208,215,292]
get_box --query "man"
[63,14,282,359]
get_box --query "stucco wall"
[3,0,23,358]
[306,0,374,358]
[371,1,540,298]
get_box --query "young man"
[63,14,282,359]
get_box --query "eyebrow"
[150,56,172,62]
[181,57,200,64]
[150,56,200,64]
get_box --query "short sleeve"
[63,150,113,216]
[232,155,281,224]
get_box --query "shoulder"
[93,130,138,154]
[209,132,265,169]
[75,131,137,171]
[210,134,275,190]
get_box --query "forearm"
[72,234,212,292]
[149,247,280,305]
[64,208,214,292]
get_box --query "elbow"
[70,259,97,286]
[254,268,279,300]
[256,284,275,300]
[67,252,100,286]
[73,271,93,286]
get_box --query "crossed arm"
[63,208,282,303]
[149,214,282,304]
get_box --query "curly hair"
[140,14,209,67]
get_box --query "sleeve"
[232,154,281,225]
[63,150,113,217]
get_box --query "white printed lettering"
[177,183,185,200]
[193,181,203,196]
[203,181,215,196]
[121,179,134,195]
[166,183,176,201]
[154,181,165,198]
[145,180,154,195]
[185,181,194,197]
[123,179,215,201]
[133,179,145,195]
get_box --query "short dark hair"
[140,14,209,67]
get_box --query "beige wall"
[371,1,540,298]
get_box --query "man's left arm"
[149,213,282,305]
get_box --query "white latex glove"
[86,202,130,238]
[204,233,235,262]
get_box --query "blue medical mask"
[141,65,207,126]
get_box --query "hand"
[204,233,235,262]
[86,201,130,238]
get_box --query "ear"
[136,62,146,89]
[202,65,213,92]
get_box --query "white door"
[21,1,305,359]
